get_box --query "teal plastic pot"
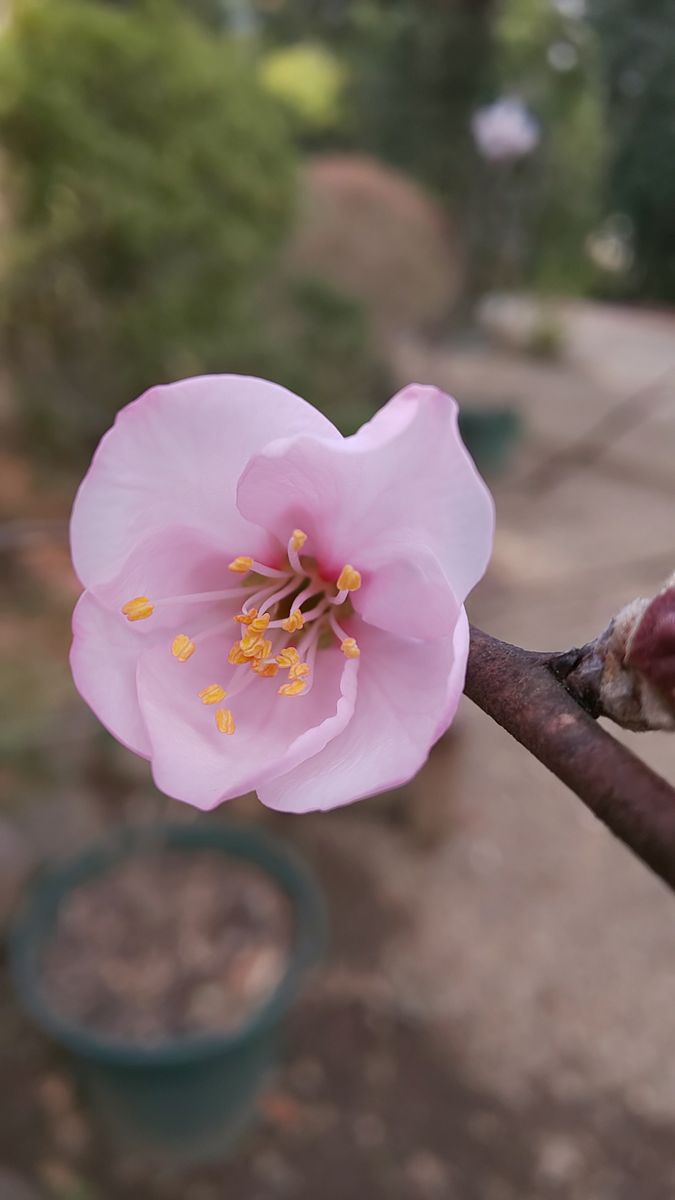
[458,407,522,475]
[10,824,325,1161]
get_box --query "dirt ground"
[1,300,675,1198]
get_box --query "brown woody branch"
[464,625,675,893]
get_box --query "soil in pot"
[40,849,293,1044]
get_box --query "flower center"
[120,530,361,736]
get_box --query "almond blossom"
[70,376,494,812]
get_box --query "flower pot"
[10,824,325,1162]
[458,407,522,475]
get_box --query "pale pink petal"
[89,524,237,632]
[137,636,358,810]
[71,526,241,759]
[71,592,153,758]
[71,375,341,589]
[258,608,469,813]
[354,547,460,640]
[237,384,494,605]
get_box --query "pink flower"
[70,377,494,812]
[471,97,540,163]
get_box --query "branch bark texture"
[464,625,675,892]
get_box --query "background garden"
[1,1,675,1197]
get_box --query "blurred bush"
[285,153,463,340]
[247,273,389,435]
[0,0,296,462]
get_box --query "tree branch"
[464,625,675,892]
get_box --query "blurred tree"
[253,0,496,205]
[591,0,675,301]
[347,0,495,203]
[484,0,605,292]
[0,0,296,461]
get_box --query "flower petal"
[354,547,460,640]
[71,591,153,758]
[236,384,494,605]
[137,636,358,810]
[258,608,469,813]
[90,523,239,624]
[71,525,243,758]
[71,375,341,589]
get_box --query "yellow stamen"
[289,661,310,680]
[282,610,305,633]
[337,565,361,592]
[240,634,272,660]
[228,644,248,665]
[341,637,360,659]
[234,609,257,625]
[252,660,279,677]
[290,529,308,552]
[228,556,254,573]
[239,631,263,655]
[171,634,195,662]
[121,596,154,622]
[215,708,235,735]
[249,612,271,634]
[278,679,307,697]
[276,647,300,668]
[198,683,226,705]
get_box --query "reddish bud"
[627,584,675,701]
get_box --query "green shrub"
[0,0,296,461]
[267,276,390,434]
[225,272,391,436]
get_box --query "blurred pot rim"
[9,822,326,1068]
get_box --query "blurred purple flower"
[471,98,540,163]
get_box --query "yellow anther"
[276,647,300,668]
[337,565,361,592]
[252,660,279,678]
[340,637,360,659]
[239,631,263,655]
[228,644,248,665]
[121,596,154,622]
[244,637,272,662]
[278,679,307,697]
[215,708,235,735]
[228,556,254,573]
[249,612,271,634]
[290,529,308,552]
[171,634,195,662]
[282,610,305,633]
[198,683,226,705]
[234,609,257,626]
[289,661,310,680]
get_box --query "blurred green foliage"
[342,0,494,203]
[254,0,495,203]
[259,42,347,133]
[491,0,604,292]
[250,275,387,433]
[592,0,675,301]
[0,0,296,461]
[252,0,605,297]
